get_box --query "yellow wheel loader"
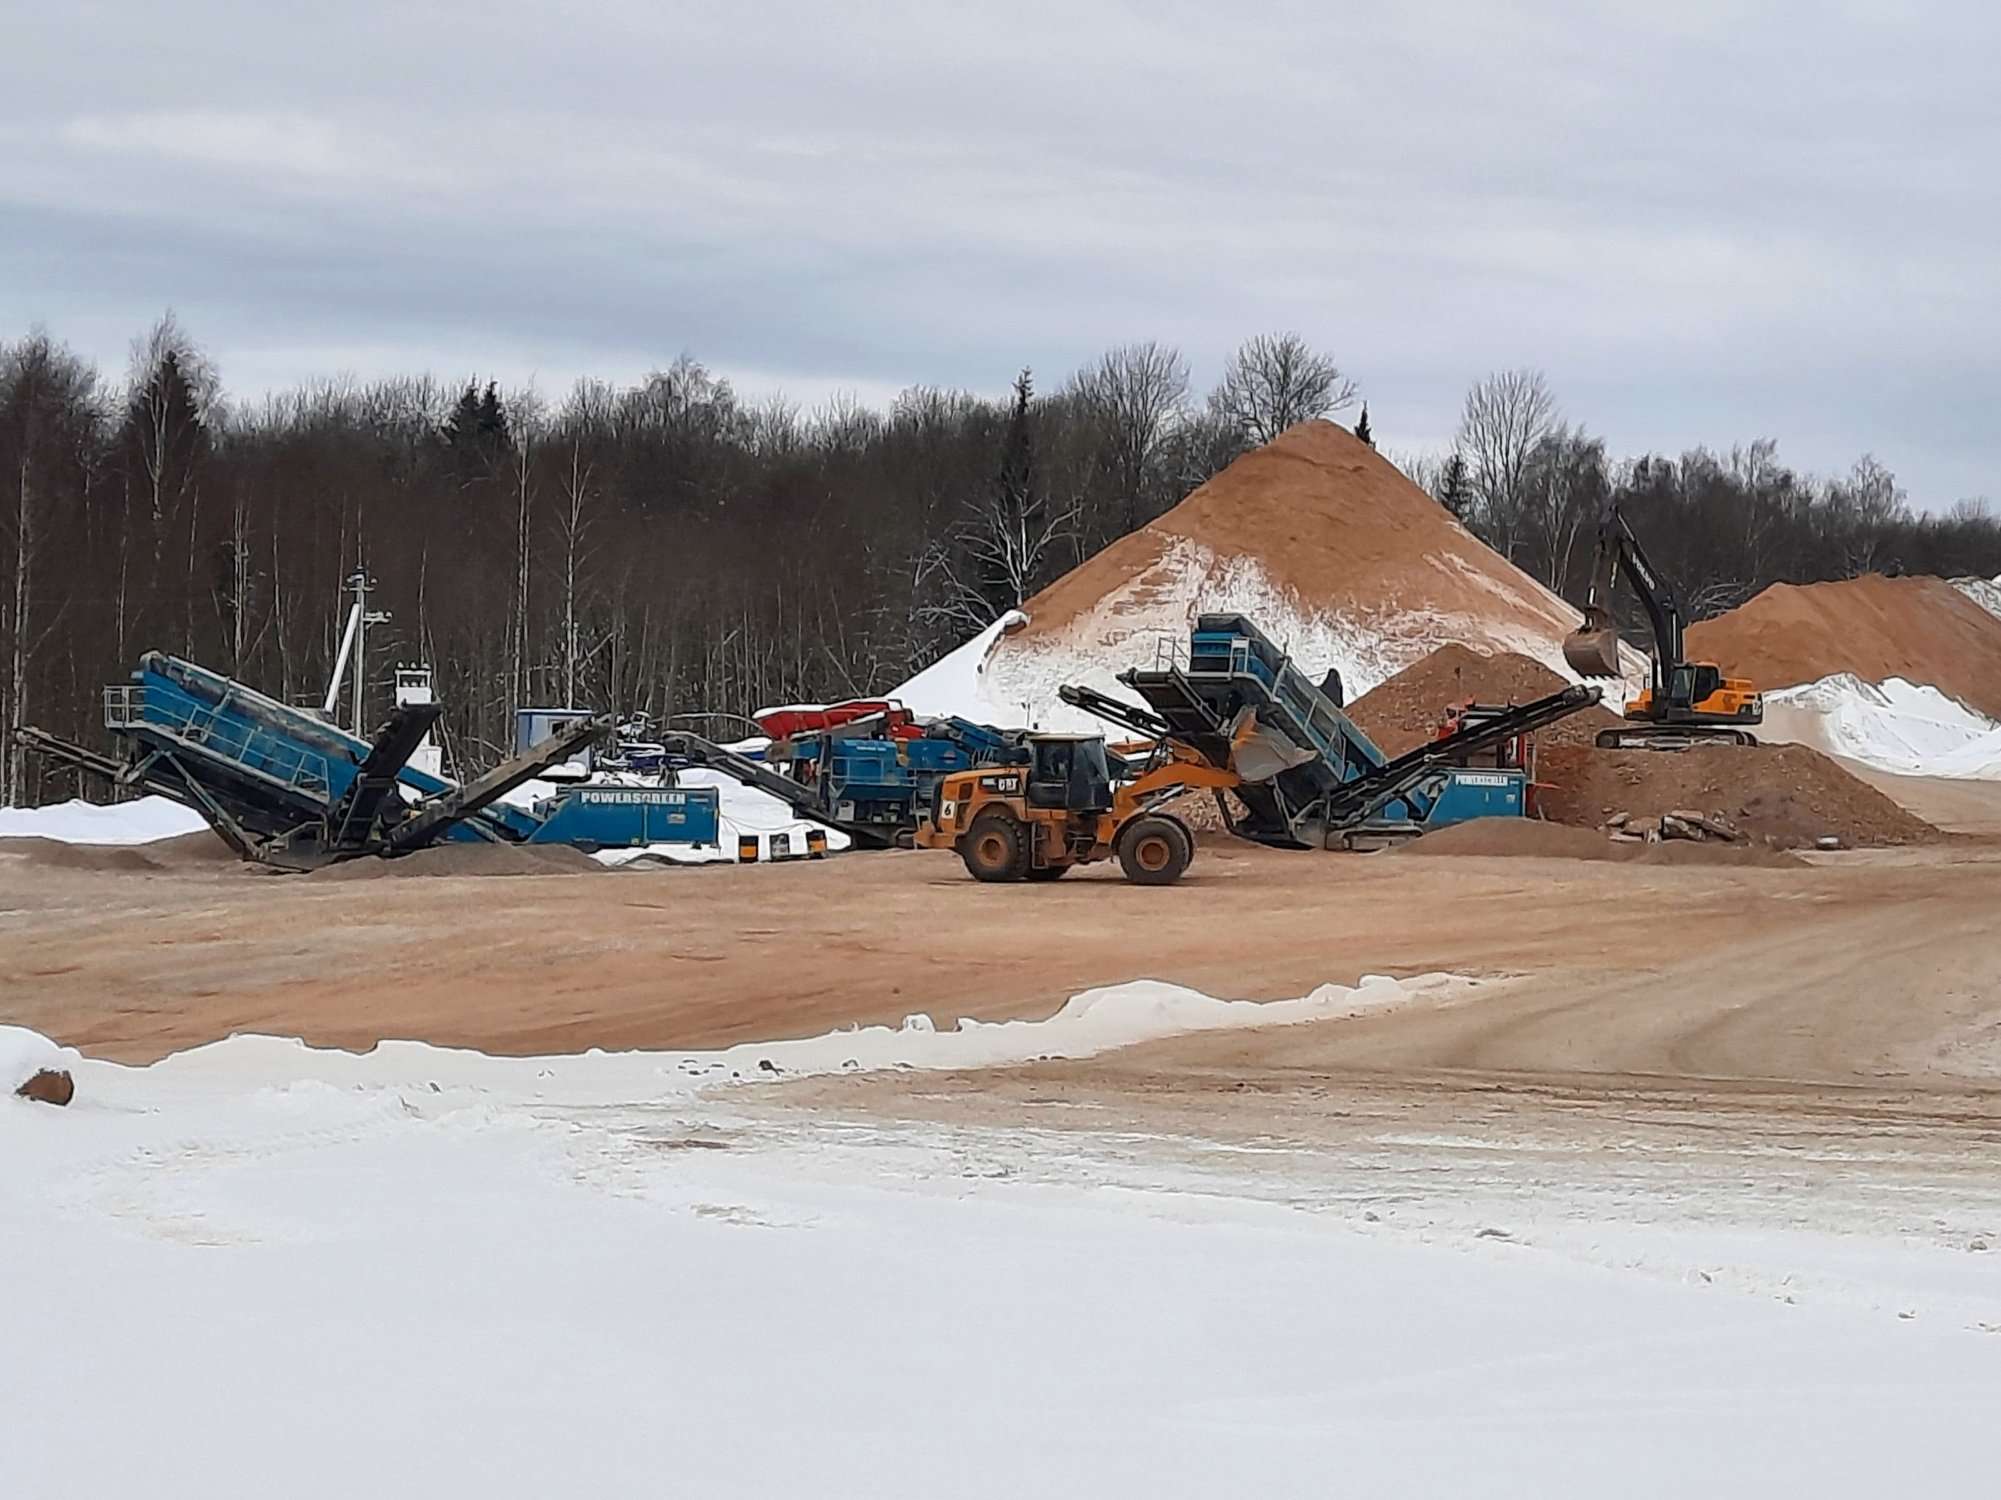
[915,733,1238,886]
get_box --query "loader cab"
[1024,734,1113,813]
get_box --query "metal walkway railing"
[104,684,334,799]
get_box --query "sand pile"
[311,844,604,879]
[1535,743,1935,849]
[1389,816,1803,867]
[0,837,172,872]
[1687,574,2001,718]
[895,421,1638,730]
[1346,644,1624,756]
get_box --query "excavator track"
[1594,725,1759,751]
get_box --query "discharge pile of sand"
[0,829,234,872]
[310,844,605,879]
[1345,644,1623,756]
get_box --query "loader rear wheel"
[960,813,1029,883]
[1116,815,1192,887]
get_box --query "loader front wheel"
[960,813,1028,883]
[1116,815,1192,886]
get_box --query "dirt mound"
[311,843,604,880]
[1687,574,2001,717]
[1536,743,1935,849]
[1391,815,1804,866]
[0,837,169,872]
[148,829,237,865]
[1394,818,1625,861]
[1346,644,1624,756]
[15,1068,75,1106]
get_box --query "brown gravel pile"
[1536,743,1937,849]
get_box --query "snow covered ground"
[1762,675,2001,780]
[0,794,207,844]
[6,974,1997,1497]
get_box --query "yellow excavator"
[1563,499,1763,749]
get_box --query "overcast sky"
[3,1,1995,505]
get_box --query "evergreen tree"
[1354,403,1374,448]
[1440,450,1472,520]
[442,379,513,486]
[477,380,510,450]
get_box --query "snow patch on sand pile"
[1762,675,2001,780]
[0,795,207,845]
[1953,573,2001,623]
[893,548,1636,732]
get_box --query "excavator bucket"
[1562,605,1624,679]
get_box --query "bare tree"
[1,334,99,799]
[125,312,219,655]
[920,371,1077,636]
[554,384,608,708]
[1209,333,1358,447]
[504,388,549,715]
[1389,449,1445,497]
[1520,424,1607,591]
[1070,341,1189,540]
[1456,369,1558,563]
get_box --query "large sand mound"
[898,421,1636,730]
[1687,574,2001,718]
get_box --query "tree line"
[1401,368,2000,622]
[2,319,1996,804]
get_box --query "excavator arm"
[1564,498,1683,696]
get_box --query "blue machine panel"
[527,786,722,848]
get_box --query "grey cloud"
[2,1,1996,503]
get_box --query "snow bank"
[0,795,207,845]
[891,609,1032,722]
[75,973,1473,1108]
[1762,674,2001,780]
[0,1025,80,1094]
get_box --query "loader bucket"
[1562,606,1624,679]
